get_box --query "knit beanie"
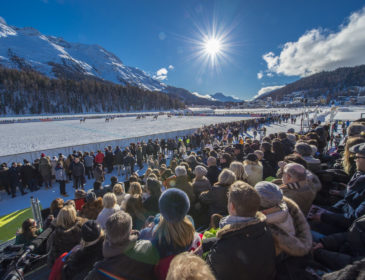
[159,188,190,223]
[254,181,283,209]
[82,220,101,242]
[194,165,207,177]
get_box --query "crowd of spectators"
[3,115,365,280]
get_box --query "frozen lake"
[0,115,252,156]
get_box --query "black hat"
[246,153,258,162]
[82,220,101,242]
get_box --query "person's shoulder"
[126,240,160,265]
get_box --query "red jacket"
[95,153,105,164]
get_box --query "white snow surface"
[0,115,250,156]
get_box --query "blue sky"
[1,0,365,100]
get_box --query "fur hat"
[82,220,101,242]
[175,165,187,177]
[194,165,207,177]
[159,188,190,222]
[295,142,313,157]
[254,181,283,209]
[86,191,97,203]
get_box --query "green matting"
[0,208,34,243]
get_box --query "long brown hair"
[154,216,194,248]
[343,136,365,175]
[20,218,37,242]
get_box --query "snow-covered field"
[0,115,251,157]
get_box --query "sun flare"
[204,38,222,56]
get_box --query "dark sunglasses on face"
[354,156,365,160]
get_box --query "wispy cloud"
[252,85,285,99]
[262,6,365,77]
[154,67,168,81]
[257,71,263,79]
[168,65,174,70]
[0,16,6,25]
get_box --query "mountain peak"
[210,92,242,102]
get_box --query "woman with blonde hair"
[200,168,236,217]
[143,168,153,183]
[166,252,216,280]
[113,183,126,205]
[151,188,201,280]
[96,192,120,229]
[243,153,263,186]
[47,205,86,266]
[343,136,365,176]
[229,161,247,181]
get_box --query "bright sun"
[204,38,222,56]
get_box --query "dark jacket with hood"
[204,212,276,280]
[200,183,230,217]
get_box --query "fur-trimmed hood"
[217,212,266,239]
[266,197,312,256]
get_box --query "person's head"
[260,142,272,153]
[228,181,260,217]
[254,181,283,209]
[175,165,187,177]
[129,182,142,195]
[105,211,133,247]
[146,178,162,197]
[166,252,216,280]
[245,153,258,164]
[56,205,77,229]
[103,193,117,209]
[294,142,313,157]
[347,123,365,137]
[350,143,365,173]
[125,195,144,217]
[156,188,194,247]
[81,220,104,248]
[209,214,223,229]
[282,163,307,184]
[50,198,64,215]
[254,150,264,161]
[343,136,365,174]
[85,191,97,203]
[229,161,246,181]
[74,157,80,163]
[193,165,207,178]
[110,176,118,185]
[207,156,217,167]
[278,132,287,140]
[217,168,236,187]
[20,218,38,242]
[283,154,308,168]
[93,181,102,191]
[113,183,125,195]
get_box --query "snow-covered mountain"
[0,22,166,92]
[209,92,242,102]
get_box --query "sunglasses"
[354,156,365,160]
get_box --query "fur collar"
[267,197,312,256]
[217,212,266,239]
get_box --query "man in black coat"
[72,157,85,189]
[206,156,220,186]
[9,162,26,197]
[20,160,38,192]
[0,163,11,195]
[204,181,276,280]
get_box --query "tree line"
[0,67,185,115]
